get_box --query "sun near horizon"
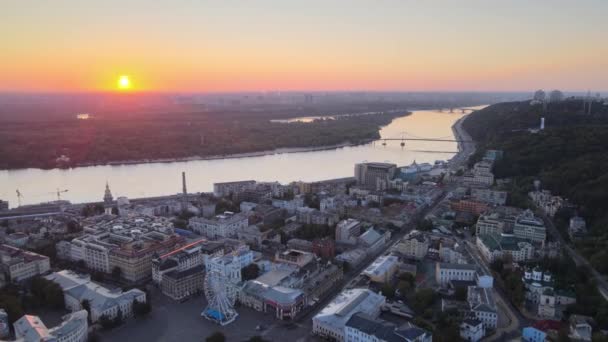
[117,75,131,91]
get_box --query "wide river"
[0,106,484,207]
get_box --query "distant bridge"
[437,107,478,113]
[375,131,472,150]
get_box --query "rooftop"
[313,288,385,331]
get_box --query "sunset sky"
[2,0,607,92]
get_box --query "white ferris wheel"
[201,269,239,326]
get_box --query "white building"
[336,249,367,268]
[189,212,248,239]
[272,196,305,215]
[468,286,498,330]
[46,270,146,323]
[358,228,391,254]
[362,255,399,283]
[313,288,386,342]
[394,231,428,260]
[213,180,256,197]
[0,244,50,282]
[528,190,563,217]
[471,188,507,206]
[476,233,534,262]
[205,254,243,284]
[14,310,88,342]
[476,212,505,236]
[345,312,432,342]
[460,318,485,342]
[435,262,477,287]
[569,216,587,240]
[513,210,546,243]
[335,219,362,245]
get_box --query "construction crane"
[50,188,69,201]
[16,189,23,207]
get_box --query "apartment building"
[0,244,50,282]
[513,210,546,243]
[189,212,248,239]
[436,262,477,287]
[394,231,429,260]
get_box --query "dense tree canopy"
[0,104,409,169]
[464,99,608,272]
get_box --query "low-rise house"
[436,262,477,287]
[467,285,498,330]
[569,216,587,240]
[460,318,485,342]
[522,326,547,342]
[569,315,593,342]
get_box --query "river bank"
[75,139,377,168]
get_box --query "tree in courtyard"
[111,266,122,281]
[381,283,396,299]
[412,288,436,314]
[248,337,270,342]
[81,299,92,324]
[206,331,226,342]
[133,299,151,316]
[113,308,123,326]
[241,263,260,281]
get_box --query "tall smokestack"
[181,171,188,212]
[540,117,545,130]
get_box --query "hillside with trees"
[463,98,608,272]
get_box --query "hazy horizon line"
[0,89,604,96]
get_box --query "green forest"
[0,106,406,170]
[463,99,608,273]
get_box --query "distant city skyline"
[2,0,608,92]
